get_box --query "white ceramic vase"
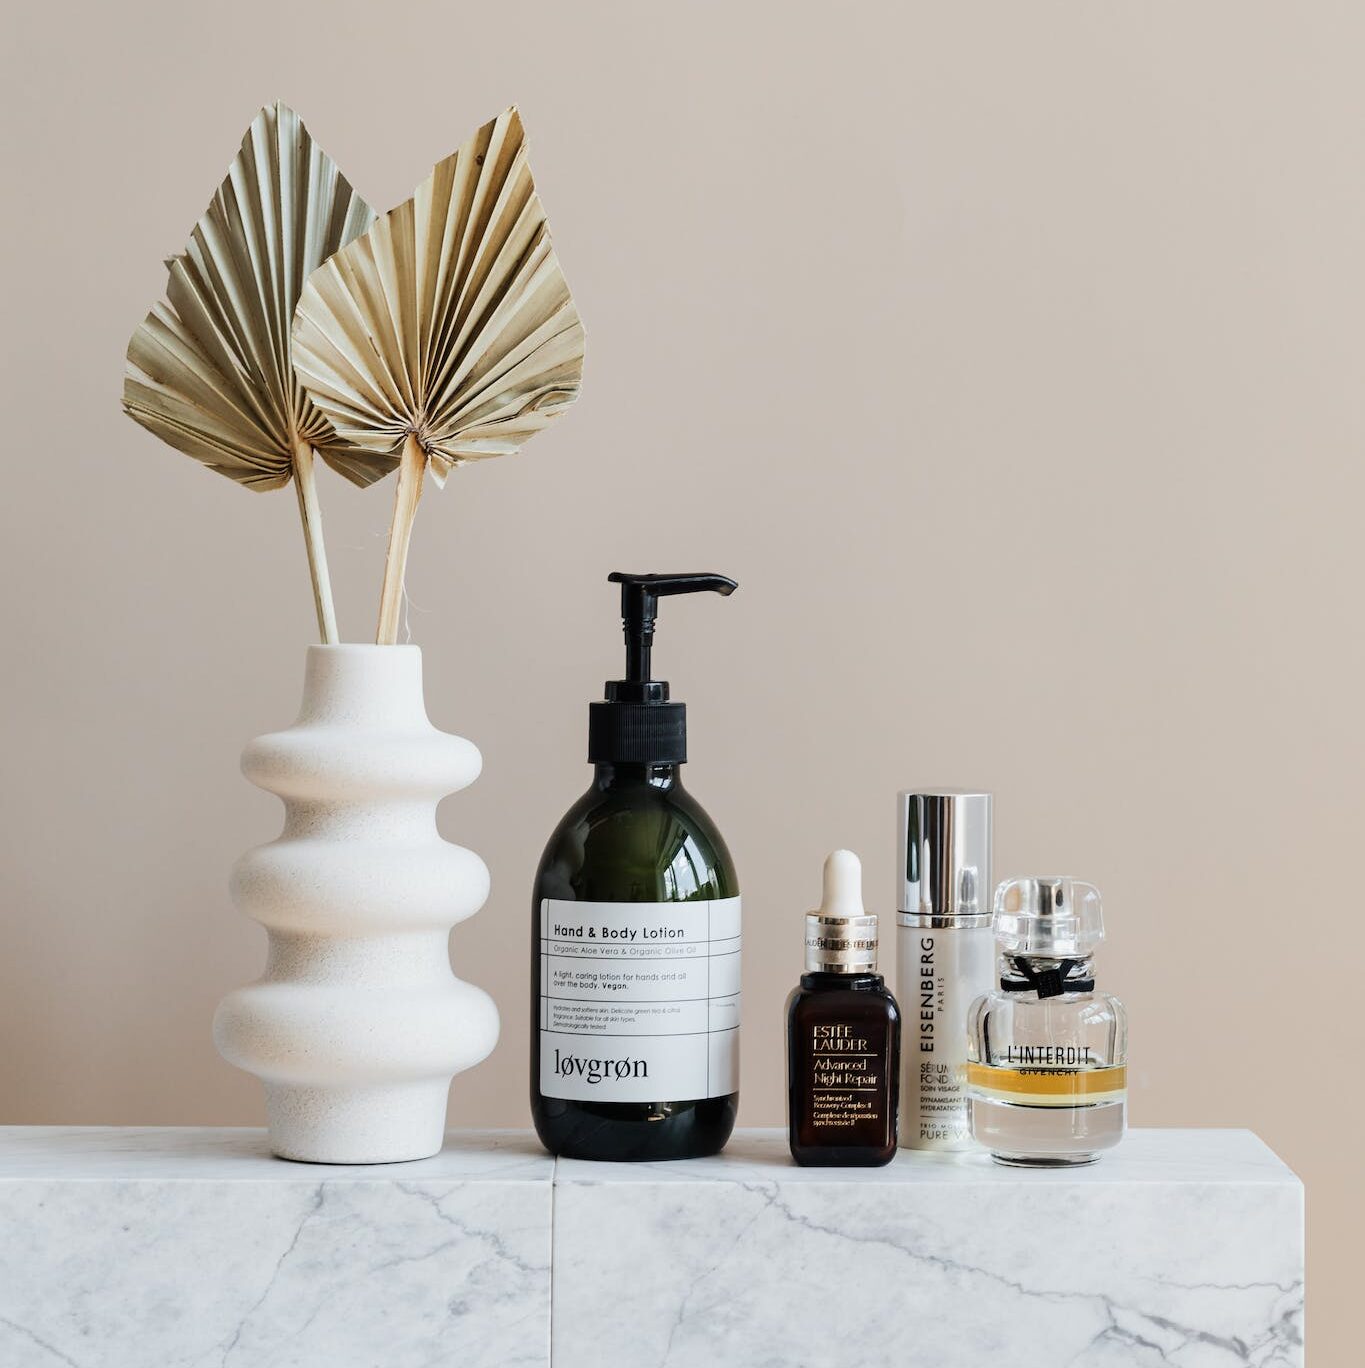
[213,645,499,1163]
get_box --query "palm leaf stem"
[375,434,427,644]
[290,438,339,643]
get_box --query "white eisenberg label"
[538,897,740,1102]
[897,923,994,1150]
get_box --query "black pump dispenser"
[588,571,737,765]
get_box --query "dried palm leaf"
[291,106,585,644]
[123,103,378,642]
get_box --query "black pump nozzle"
[609,572,738,684]
[588,571,738,765]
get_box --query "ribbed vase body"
[213,645,499,1163]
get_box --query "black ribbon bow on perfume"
[1005,957,1095,999]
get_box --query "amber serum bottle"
[787,851,901,1166]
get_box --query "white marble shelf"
[0,1128,1302,1368]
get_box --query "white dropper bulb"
[819,849,865,917]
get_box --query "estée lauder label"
[807,1022,886,1131]
[538,897,740,1102]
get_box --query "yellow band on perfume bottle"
[966,1063,1127,1107]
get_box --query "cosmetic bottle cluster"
[531,575,1128,1168]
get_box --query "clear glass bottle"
[967,877,1127,1166]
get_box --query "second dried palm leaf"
[291,106,585,642]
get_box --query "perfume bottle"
[966,877,1127,1166]
[787,851,900,1166]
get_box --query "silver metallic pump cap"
[805,850,878,973]
[897,790,993,926]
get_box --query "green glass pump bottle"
[531,572,740,1160]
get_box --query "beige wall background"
[1,0,1351,1351]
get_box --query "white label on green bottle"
[538,897,740,1102]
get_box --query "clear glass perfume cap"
[992,876,1104,958]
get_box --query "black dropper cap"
[588,572,738,765]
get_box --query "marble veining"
[0,1127,1301,1367]
[552,1129,1304,1368]
[0,1129,552,1368]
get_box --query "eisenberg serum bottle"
[897,790,993,1150]
[967,877,1127,1166]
